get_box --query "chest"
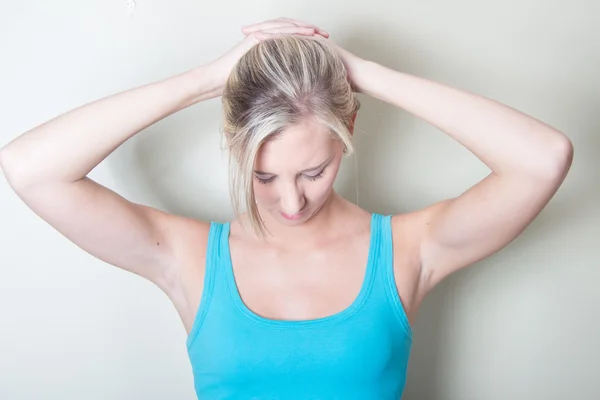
[188,301,412,399]
[175,218,422,336]
[227,233,372,322]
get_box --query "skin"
[0,18,573,337]
[252,118,350,236]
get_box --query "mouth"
[280,210,305,220]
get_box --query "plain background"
[1,1,598,399]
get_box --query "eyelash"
[305,170,325,181]
[255,176,275,185]
[255,170,325,185]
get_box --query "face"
[253,118,347,226]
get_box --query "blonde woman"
[0,18,573,399]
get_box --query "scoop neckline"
[221,213,381,328]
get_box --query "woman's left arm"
[353,59,574,293]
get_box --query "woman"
[0,17,573,399]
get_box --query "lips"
[280,210,304,220]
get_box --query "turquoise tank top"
[186,213,413,399]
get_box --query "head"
[221,35,360,237]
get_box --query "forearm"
[356,60,573,178]
[0,65,220,190]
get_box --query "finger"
[246,25,329,39]
[276,17,330,37]
[243,18,329,38]
[253,28,316,41]
[241,21,295,34]
[254,31,330,43]
[261,26,315,35]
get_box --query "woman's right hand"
[206,18,330,96]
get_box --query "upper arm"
[414,154,572,295]
[9,176,205,288]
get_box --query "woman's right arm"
[0,65,220,289]
[0,20,327,292]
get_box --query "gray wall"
[1,1,597,399]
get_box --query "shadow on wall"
[106,19,595,400]
[337,21,596,400]
[106,96,232,223]
[335,22,451,400]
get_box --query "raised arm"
[0,24,326,293]
[0,65,219,287]
[354,60,573,295]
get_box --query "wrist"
[179,64,223,106]
[351,58,378,95]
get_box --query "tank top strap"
[371,213,413,340]
[186,221,229,350]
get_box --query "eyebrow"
[254,157,332,176]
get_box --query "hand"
[241,18,365,93]
[206,18,328,96]
[240,17,330,40]
[312,36,365,93]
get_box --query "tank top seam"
[186,222,220,350]
[222,214,381,329]
[380,215,414,340]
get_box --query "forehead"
[255,119,337,172]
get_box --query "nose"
[280,181,305,215]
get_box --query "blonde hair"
[221,35,360,237]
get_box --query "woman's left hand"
[240,17,366,93]
[320,36,366,93]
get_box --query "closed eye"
[255,172,324,184]
[304,170,325,181]
[253,161,330,184]
[255,175,275,184]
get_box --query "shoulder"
[164,215,212,272]
[389,206,440,315]
[157,216,212,310]
[390,204,441,248]
[390,202,447,268]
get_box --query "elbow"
[522,134,574,182]
[0,145,18,189]
[551,135,574,179]
[0,145,13,179]
[0,145,31,193]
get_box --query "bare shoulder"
[159,215,211,326]
[390,208,437,317]
[166,215,211,281]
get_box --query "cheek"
[305,174,337,202]
[253,182,278,205]
[305,160,342,202]
[253,177,336,207]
